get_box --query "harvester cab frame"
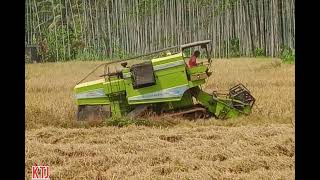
[180,40,212,66]
[179,40,213,81]
[74,40,255,121]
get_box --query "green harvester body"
[74,40,255,120]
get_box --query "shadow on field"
[71,113,291,129]
[73,117,182,129]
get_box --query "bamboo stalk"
[26,0,295,61]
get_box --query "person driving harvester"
[188,50,212,77]
[188,50,200,68]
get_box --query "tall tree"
[26,0,295,61]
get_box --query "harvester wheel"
[184,110,210,120]
[77,105,111,121]
[127,105,150,118]
[162,105,210,120]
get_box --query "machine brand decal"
[75,88,106,99]
[128,85,188,101]
[153,60,185,71]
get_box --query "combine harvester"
[74,40,255,120]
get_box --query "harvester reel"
[229,84,255,111]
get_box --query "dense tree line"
[25,0,295,61]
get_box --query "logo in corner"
[32,163,50,180]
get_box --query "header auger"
[74,40,255,121]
